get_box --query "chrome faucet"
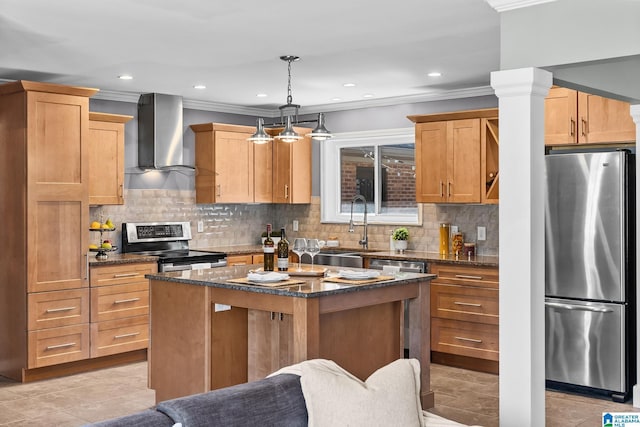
[348,195,368,249]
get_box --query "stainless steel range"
[121,221,226,272]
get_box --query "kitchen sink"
[310,250,363,268]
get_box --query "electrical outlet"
[477,226,486,241]
[450,225,459,234]
[293,220,299,232]
[197,220,204,233]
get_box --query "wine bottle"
[263,224,275,271]
[277,227,289,271]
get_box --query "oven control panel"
[124,221,192,243]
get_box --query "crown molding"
[485,0,557,13]
[1,78,495,117]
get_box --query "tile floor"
[0,361,639,426]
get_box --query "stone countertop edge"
[88,253,159,266]
[145,267,437,299]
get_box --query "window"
[321,128,421,225]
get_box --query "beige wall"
[91,189,498,256]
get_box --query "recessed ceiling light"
[256,93,268,98]
[427,72,442,77]
[193,84,206,89]
[331,97,342,102]
[362,93,374,98]
[343,83,356,87]
[118,74,133,80]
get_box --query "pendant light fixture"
[249,55,332,143]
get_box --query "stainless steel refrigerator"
[545,150,635,402]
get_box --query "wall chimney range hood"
[137,93,194,171]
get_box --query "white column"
[490,68,552,427]
[632,104,640,408]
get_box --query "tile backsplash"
[91,189,498,255]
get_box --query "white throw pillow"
[298,358,426,427]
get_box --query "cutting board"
[322,275,395,285]
[227,277,305,287]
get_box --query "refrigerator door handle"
[545,301,614,313]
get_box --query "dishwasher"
[368,258,427,357]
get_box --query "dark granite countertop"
[88,253,158,266]
[362,250,499,268]
[146,264,436,298]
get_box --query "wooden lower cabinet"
[430,263,499,373]
[89,262,156,358]
[28,324,91,369]
[227,253,263,266]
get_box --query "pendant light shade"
[248,118,273,144]
[275,115,302,143]
[309,112,332,140]
[249,55,332,144]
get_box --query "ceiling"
[0,0,500,116]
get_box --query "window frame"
[320,127,422,226]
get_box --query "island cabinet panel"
[429,263,499,374]
[0,81,98,381]
[545,87,635,146]
[410,109,498,204]
[148,271,435,409]
[88,112,132,205]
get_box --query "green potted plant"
[392,227,409,252]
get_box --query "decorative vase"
[395,240,408,253]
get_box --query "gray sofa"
[88,373,307,427]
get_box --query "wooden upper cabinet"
[545,87,635,145]
[271,128,312,204]
[191,123,272,204]
[409,109,497,204]
[88,112,132,205]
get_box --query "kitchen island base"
[148,270,435,409]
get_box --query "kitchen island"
[146,265,436,409]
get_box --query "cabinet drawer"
[431,284,498,325]
[226,254,254,266]
[90,262,156,287]
[28,324,90,368]
[431,318,498,361]
[90,282,149,323]
[28,289,90,330]
[90,315,149,358]
[430,264,498,289]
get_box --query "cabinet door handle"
[113,273,138,278]
[46,342,76,350]
[114,332,140,339]
[581,117,587,137]
[454,274,483,280]
[570,118,576,137]
[448,182,452,198]
[85,253,89,281]
[47,306,76,313]
[454,336,482,343]
[453,301,482,307]
[216,184,221,197]
[114,297,141,304]
[284,184,289,199]
[46,306,76,313]
[119,183,124,198]
[439,181,444,197]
